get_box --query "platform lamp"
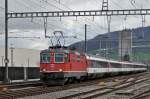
[10,44,15,67]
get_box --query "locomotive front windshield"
[55,53,64,63]
[40,54,51,63]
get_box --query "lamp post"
[10,44,14,67]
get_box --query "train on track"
[40,46,147,85]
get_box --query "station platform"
[0,79,40,84]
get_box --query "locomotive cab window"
[55,53,64,63]
[40,54,51,63]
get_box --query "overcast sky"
[0,0,150,50]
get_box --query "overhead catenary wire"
[16,0,87,36]
[4,0,144,34]
[2,0,150,43]
[7,0,150,43]
[0,1,66,36]
[111,0,139,26]
[27,0,106,41]
[128,0,147,39]
[47,0,106,31]
[110,0,147,40]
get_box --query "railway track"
[131,91,150,99]
[129,86,150,99]
[58,74,150,99]
[0,80,42,89]
[0,72,149,99]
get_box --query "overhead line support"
[7,9,150,18]
[4,0,9,82]
[102,0,108,11]
[85,24,87,53]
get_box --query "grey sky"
[0,0,150,50]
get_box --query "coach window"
[64,54,69,62]
[77,56,81,62]
[47,54,50,63]
[41,54,51,63]
[40,54,44,63]
[55,53,64,63]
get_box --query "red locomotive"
[40,46,147,85]
[40,46,89,85]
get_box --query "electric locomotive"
[40,46,88,85]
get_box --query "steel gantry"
[7,9,150,18]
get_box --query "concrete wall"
[0,67,40,81]
[119,30,132,61]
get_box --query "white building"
[0,48,40,67]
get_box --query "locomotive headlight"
[43,69,46,71]
[59,69,63,72]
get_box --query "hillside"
[70,26,150,63]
